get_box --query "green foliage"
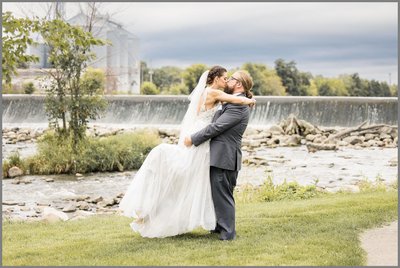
[24,130,160,175]
[2,152,26,178]
[153,66,183,91]
[141,81,160,95]
[235,176,325,203]
[140,61,150,83]
[22,82,35,94]
[39,19,108,151]
[389,84,398,97]
[313,76,348,96]
[274,59,311,96]
[356,176,390,193]
[2,11,40,86]
[242,62,286,95]
[163,83,189,95]
[182,64,208,93]
[3,191,397,266]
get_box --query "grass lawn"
[2,191,397,266]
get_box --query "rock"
[21,178,33,184]
[36,202,51,207]
[43,207,69,223]
[248,140,262,147]
[286,135,302,146]
[364,133,376,141]
[158,128,179,137]
[380,133,392,140]
[97,198,115,207]
[89,196,103,204]
[8,166,23,178]
[389,157,397,167]
[17,202,26,206]
[75,173,83,177]
[306,142,338,153]
[76,195,90,201]
[62,203,77,212]
[77,201,90,210]
[116,193,125,198]
[312,136,326,144]
[337,140,348,147]
[305,134,316,142]
[3,201,18,205]
[268,125,284,135]
[267,138,280,146]
[45,178,55,182]
[244,127,259,136]
[343,136,363,145]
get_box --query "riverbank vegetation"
[138,61,397,97]
[2,130,160,177]
[3,184,397,266]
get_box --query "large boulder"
[8,166,23,178]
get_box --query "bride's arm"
[209,89,255,106]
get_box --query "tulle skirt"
[118,142,216,238]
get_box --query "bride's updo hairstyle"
[206,66,227,85]
[236,70,254,99]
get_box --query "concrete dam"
[2,95,398,128]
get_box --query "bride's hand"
[248,98,256,108]
[184,136,193,147]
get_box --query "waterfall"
[2,95,398,128]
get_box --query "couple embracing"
[119,66,255,241]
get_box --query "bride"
[118,66,255,238]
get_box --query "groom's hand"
[184,136,192,147]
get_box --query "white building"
[29,11,141,94]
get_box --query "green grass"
[3,191,397,266]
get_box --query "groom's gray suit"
[191,93,250,240]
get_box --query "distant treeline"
[140,59,397,97]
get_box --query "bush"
[2,152,26,178]
[24,130,161,175]
[163,83,189,95]
[235,176,325,203]
[23,82,35,94]
[141,82,160,95]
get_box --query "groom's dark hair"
[207,66,227,85]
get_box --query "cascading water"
[2,95,398,128]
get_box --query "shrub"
[24,130,161,175]
[2,152,26,178]
[163,83,189,95]
[23,82,35,94]
[235,176,325,203]
[141,82,160,95]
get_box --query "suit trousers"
[210,166,238,240]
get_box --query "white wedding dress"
[119,88,218,238]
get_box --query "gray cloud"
[3,2,398,83]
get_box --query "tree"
[346,73,365,96]
[390,84,398,97]
[141,81,159,95]
[153,66,183,91]
[40,18,108,152]
[242,63,285,95]
[314,76,348,96]
[274,59,310,96]
[183,64,208,93]
[2,12,40,86]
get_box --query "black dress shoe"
[210,229,221,234]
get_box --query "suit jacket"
[191,93,250,171]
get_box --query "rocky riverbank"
[2,115,398,222]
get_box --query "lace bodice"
[197,88,219,123]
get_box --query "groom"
[184,70,253,240]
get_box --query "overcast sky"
[3,2,398,83]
